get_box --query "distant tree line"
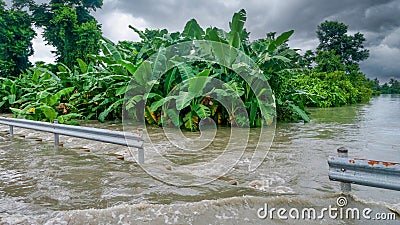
[380,79,400,94]
[368,78,400,94]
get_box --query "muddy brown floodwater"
[0,95,399,224]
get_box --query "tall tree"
[0,0,35,77]
[314,50,346,73]
[316,21,369,69]
[13,0,103,68]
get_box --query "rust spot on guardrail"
[382,162,398,167]
[368,160,380,166]
[366,159,398,167]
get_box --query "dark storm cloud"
[96,0,396,39]
[96,0,236,34]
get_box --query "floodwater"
[0,95,399,224]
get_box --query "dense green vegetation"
[0,5,381,130]
[11,0,103,68]
[296,20,375,107]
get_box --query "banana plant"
[0,78,20,111]
[9,67,80,123]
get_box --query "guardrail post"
[54,119,59,147]
[337,147,351,192]
[9,125,13,138]
[137,128,144,164]
[138,147,144,164]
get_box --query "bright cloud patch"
[97,11,149,42]
[29,28,56,64]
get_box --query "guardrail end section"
[328,155,400,191]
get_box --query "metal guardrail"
[0,117,144,163]
[328,147,400,191]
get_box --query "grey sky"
[18,0,400,83]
